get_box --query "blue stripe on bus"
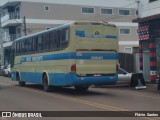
[11,72,118,86]
[19,52,118,64]
[75,30,117,39]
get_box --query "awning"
[133,13,160,23]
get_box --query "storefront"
[134,14,160,83]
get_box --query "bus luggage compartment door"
[76,50,117,76]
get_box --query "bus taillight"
[71,64,76,73]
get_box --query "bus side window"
[49,31,55,51]
[19,41,21,54]
[43,33,50,51]
[34,36,38,52]
[56,30,61,50]
[25,39,29,53]
[16,41,20,55]
[37,35,43,52]
[28,38,33,53]
[61,28,69,48]
[65,28,69,42]
[54,30,58,50]
[21,40,25,54]
[53,31,58,51]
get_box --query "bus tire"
[42,74,51,92]
[17,73,25,87]
[19,81,26,86]
[74,85,89,92]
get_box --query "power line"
[121,1,137,8]
[141,5,160,12]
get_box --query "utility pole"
[23,16,27,36]
[137,0,141,18]
[0,31,4,66]
[0,11,4,66]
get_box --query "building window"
[46,27,50,30]
[149,0,158,3]
[119,28,131,35]
[82,7,94,14]
[124,47,132,53]
[101,8,113,15]
[136,10,138,16]
[119,9,130,16]
[44,6,50,11]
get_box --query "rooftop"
[0,0,137,8]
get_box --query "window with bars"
[119,9,130,16]
[119,28,131,35]
[101,8,113,15]
[149,0,158,3]
[82,7,94,14]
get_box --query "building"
[133,0,160,83]
[0,28,4,66]
[0,0,138,65]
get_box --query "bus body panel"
[71,23,118,76]
[76,51,117,75]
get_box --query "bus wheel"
[19,81,25,86]
[17,73,25,87]
[74,85,89,92]
[42,74,51,92]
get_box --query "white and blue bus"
[10,21,119,91]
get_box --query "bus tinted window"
[28,38,33,53]
[37,35,43,52]
[15,26,70,55]
[21,40,25,53]
[43,33,50,51]
[32,37,36,53]
[16,41,20,54]
[49,31,55,50]
[56,30,60,50]
[61,28,69,48]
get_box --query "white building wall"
[140,0,160,18]
[0,0,139,54]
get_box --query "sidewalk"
[93,83,159,93]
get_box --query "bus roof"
[14,22,73,42]
[14,21,116,42]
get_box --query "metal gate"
[119,53,133,73]
[143,52,150,82]
[133,53,140,73]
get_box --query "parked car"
[117,68,132,84]
[3,64,11,77]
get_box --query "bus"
[10,21,119,92]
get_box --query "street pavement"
[0,76,160,120]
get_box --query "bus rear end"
[70,22,118,86]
